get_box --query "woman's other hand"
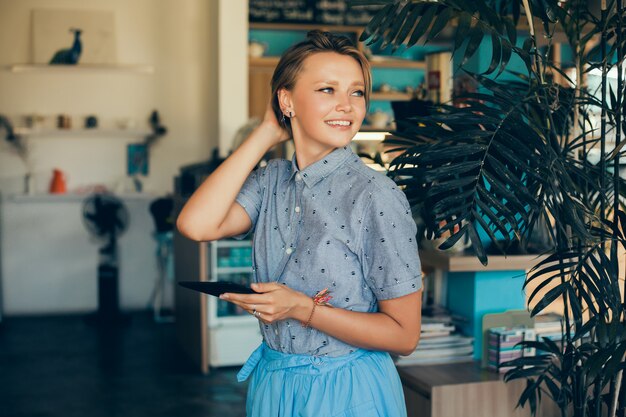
[259,99,290,147]
[220,282,312,324]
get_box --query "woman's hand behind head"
[260,99,291,146]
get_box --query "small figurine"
[50,28,82,65]
[85,115,98,129]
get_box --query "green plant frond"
[437,223,469,250]
[407,3,439,48]
[421,160,483,182]
[358,2,393,43]
[427,7,456,43]
[454,8,473,50]
[530,283,569,316]
[472,208,505,250]
[528,250,580,273]
[529,0,560,23]
[565,286,584,330]
[428,175,480,196]
[355,3,626,410]
[574,316,599,341]
[380,2,413,51]
[461,26,486,67]
[526,269,570,306]
[349,0,392,5]
[505,362,552,381]
[476,188,522,236]
[357,0,526,78]
[388,2,421,49]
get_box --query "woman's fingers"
[224,297,281,323]
[219,283,298,324]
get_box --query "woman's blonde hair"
[271,30,372,134]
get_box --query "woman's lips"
[325,120,352,128]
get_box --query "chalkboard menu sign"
[249,0,377,26]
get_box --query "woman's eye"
[352,90,365,97]
[319,87,334,93]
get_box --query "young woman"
[177,30,422,417]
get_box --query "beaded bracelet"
[301,288,332,328]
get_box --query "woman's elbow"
[176,216,210,241]
[395,333,420,356]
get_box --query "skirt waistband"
[237,343,369,382]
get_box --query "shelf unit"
[14,128,152,138]
[8,63,154,74]
[249,56,426,70]
[206,239,262,367]
[174,228,263,373]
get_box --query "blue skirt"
[237,343,407,417]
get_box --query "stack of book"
[395,315,474,366]
[534,313,564,341]
[395,334,474,366]
[486,327,536,373]
[421,318,456,339]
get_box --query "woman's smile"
[325,119,353,129]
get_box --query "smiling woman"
[176,30,422,417]
[275,51,367,166]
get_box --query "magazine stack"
[534,313,564,341]
[486,327,536,373]
[395,315,474,366]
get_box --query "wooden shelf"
[249,56,280,67]
[247,21,428,119]
[250,22,364,33]
[249,56,426,70]
[371,92,413,101]
[369,57,426,69]
[420,249,547,272]
[8,64,154,74]
[14,128,151,138]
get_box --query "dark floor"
[0,312,247,417]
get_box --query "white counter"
[0,192,168,315]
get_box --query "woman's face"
[281,52,367,155]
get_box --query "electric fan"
[82,193,130,325]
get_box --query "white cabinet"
[174,230,262,373]
[207,239,262,367]
[0,193,161,315]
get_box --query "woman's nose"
[335,94,352,112]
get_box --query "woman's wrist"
[293,293,315,323]
[254,121,287,147]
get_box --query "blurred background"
[0,1,520,416]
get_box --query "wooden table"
[398,361,558,417]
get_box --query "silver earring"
[281,113,286,124]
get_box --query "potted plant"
[354,0,626,415]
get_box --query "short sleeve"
[232,163,267,240]
[358,186,422,300]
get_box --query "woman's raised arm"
[177,105,288,242]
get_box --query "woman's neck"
[293,140,336,171]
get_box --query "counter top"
[420,249,547,272]
[3,193,157,203]
[398,360,500,394]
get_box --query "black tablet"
[178,281,256,296]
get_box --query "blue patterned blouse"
[234,145,422,357]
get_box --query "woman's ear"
[277,88,293,116]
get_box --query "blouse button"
[295,173,302,181]
[286,248,293,255]
[295,206,301,213]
